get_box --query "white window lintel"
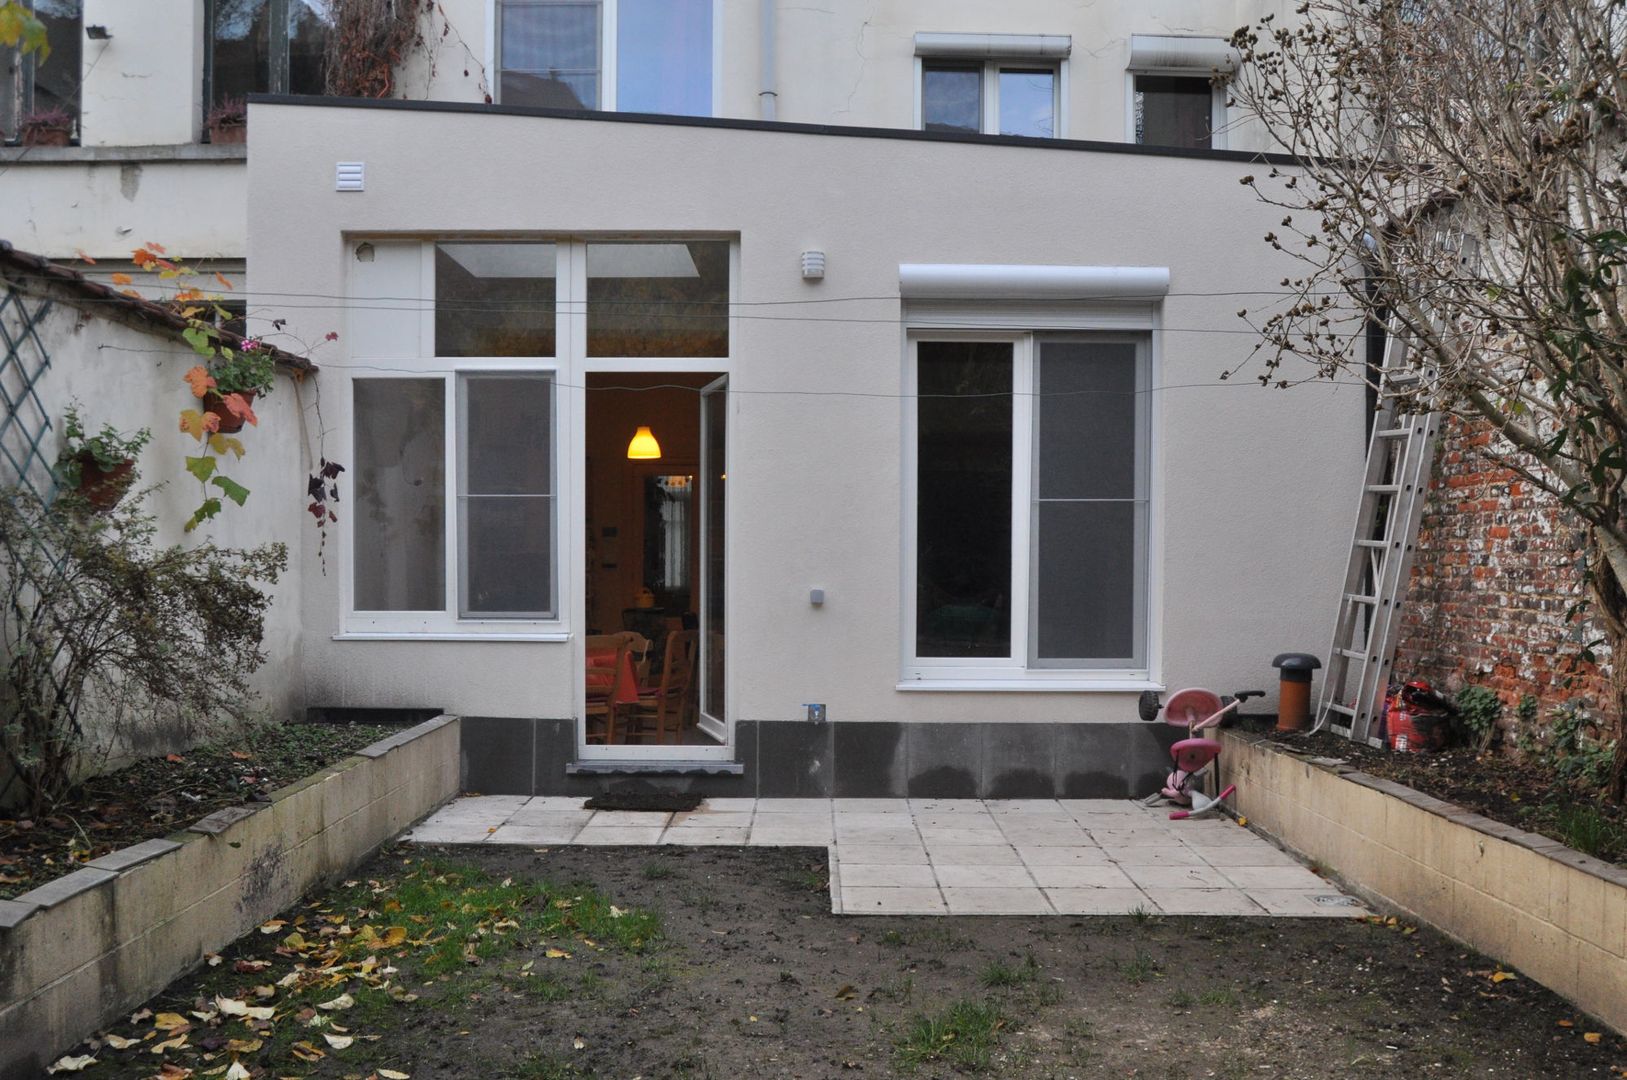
[898,264,1170,302]
[1127,34,1238,74]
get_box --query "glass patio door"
[697,375,727,741]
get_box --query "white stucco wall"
[5,290,309,733]
[248,99,1364,730]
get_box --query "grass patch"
[641,859,677,880]
[980,952,1039,988]
[1198,988,1239,1007]
[1118,948,1158,985]
[896,998,1007,1071]
[1553,804,1627,859]
[1165,989,1195,1008]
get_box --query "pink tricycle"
[1139,687,1261,819]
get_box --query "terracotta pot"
[76,452,135,511]
[209,122,247,145]
[204,389,257,434]
[22,127,71,147]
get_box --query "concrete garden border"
[0,715,460,1080]
[1220,729,1627,1034]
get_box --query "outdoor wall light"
[626,425,662,460]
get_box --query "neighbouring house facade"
[5,0,1376,797]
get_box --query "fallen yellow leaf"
[324,1033,355,1050]
[290,1041,326,1062]
[153,1012,190,1032]
[103,1033,140,1050]
[215,996,275,1021]
[1583,1032,1602,1044]
[259,919,288,934]
[225,1063,252,1080]
[545,948,571,959]
[150,1034,189,1054]
[377,1070,411,1079]
[1491,971,1517,983]
[316,992,355,1011]
[224,1038,263,1053]
[1559,1019,1575,1028]
[45,1054,97,1074]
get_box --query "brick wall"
[1391,414,1616,736]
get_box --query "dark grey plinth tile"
[735,722,759,796]
[531,717,576,792]
[188,804,265,836]
[833,723,906,798]
[0,897,40,930]
[15,866,116,909]
[1056,723,1174,799]
[460,716,536,795]
[907,723,982,798]
[756,721,834,798]
[982,723,1058,798]
[85,838,181,873]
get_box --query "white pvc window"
[905,333,1150,682]
[920,60,1059,137]
[496,0,714,116]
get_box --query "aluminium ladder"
[1314,328,1441,746]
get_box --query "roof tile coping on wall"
[0,713,460,934]
[0,240,314,375]
[1227,730,1627,891]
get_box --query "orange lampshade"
[626,425,662,459]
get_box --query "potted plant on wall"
[206,98,247,145]
[57,406,152,511]
[19,107,73,147]
[202,338,275,433]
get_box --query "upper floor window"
[1126,35,1233,150]
[497,0,714,116]
[206,0,333,112]
[0,0,81,145]
[914,33,1070,139]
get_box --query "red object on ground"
[585,648,640,705]
[1382,680,1451,752]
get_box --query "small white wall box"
[335,162,366,191]
[809,588,825,605]
[801,250,825,280]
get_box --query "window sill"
[896,679,1164,693]
[0,142,247,165]
[333,631,571,643]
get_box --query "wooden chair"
[584,636,632,744]
[626,630,697,744]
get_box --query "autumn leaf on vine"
[183,365,217,398]
[208,433,246,459]
[220,392,258,427]
[110,272,132,286]
[132,247,156,269]
[145,241,167,254]
[215,271,234,291]
[179,409,220,440]
[212,475,250,506]
[184,497,222,532]
[185,456,217,484]
[74,249,95,264]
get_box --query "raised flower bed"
[1221,729,1627,1035]
[0,715,460,1079]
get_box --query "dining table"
[585,645,641,705]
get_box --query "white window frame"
[488,0,722,116]
[913,57,1068,139]
[900,313,1162,692]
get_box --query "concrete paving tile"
[753,813,836,831]
[1120,865,1233,890]
[835,827,922,846]
[586,810,673,827]
[985,800,1065,815]
[834,812,919,829]
[700,798,758,812]
[1026,864,1136,889]
[934,864,1038,889]
[941,887,1053,914]
[918,827,1007,845]
[755,799,834,814]
[1060,799,1149,818]
[1245,889,1371,917]
[403,826,490,844]
[1144,888,1266,915]
[434,795,528,820]
[1088,829,1179,846]
[1178,826,1273,846]
[841,863,939,888]
[839,844,930,865]
[748,827,834,846]
[670,812,754,829]
[486,823,587,845]
[925,844,1023,866]
[842,887,946,915]
[506,809,594,830]
[1191,843,1300,867]
[572,826,667,845]
[1015,846,1112,867]
[1002,825,1091,847]
[523,796,591,813]
[832,798,912,813]
[1045,888,1157,915]
[1101,845,1206,867]
[1220,865,1330,891]
[910,799,988,814]
[659,827,751,846]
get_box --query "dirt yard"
[62,844,1627,1080]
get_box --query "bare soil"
[71,844,1627,1080]
[0,723,394,899]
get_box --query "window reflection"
[587,241,729,357]
[435,242,557,357]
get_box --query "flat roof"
[246,93,1305,169]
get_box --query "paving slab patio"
[403,796,1371,917]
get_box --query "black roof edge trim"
[244,93,1307,168]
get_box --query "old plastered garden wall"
[0,716,459,1080]
[1220,729,1627,1035]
